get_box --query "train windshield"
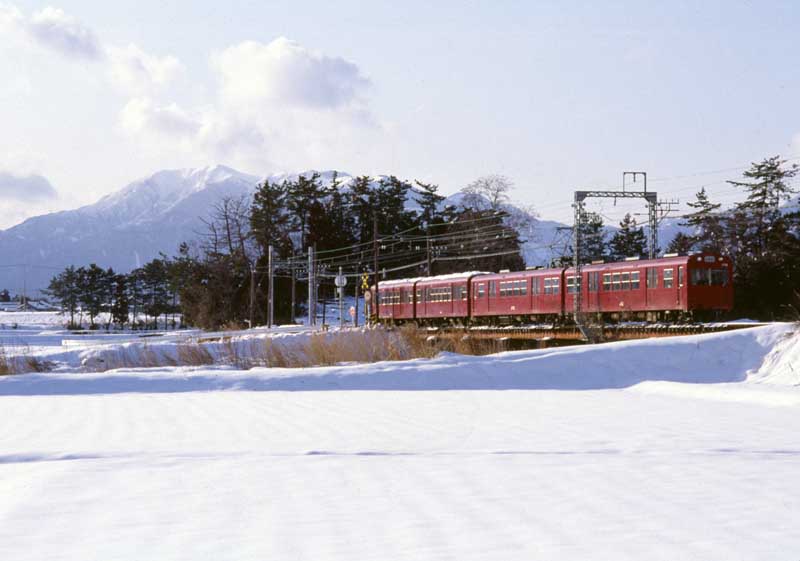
[690,268,729,287]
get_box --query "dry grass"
[0,342,54,375]
[60,326,506,374]
[176,343,215,366]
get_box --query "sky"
[1,0,799,228]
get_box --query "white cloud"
[0,171,57,201]
[121,97,201,139]
[212,37,370,110]
[0,3,22,30]
[118,37,381,173]
[108,43,183,93]
[26,6,101,59]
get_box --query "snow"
[1,320,799,559]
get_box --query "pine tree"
[581,212,606,262]
[286,172,325,250]
[109,272,129,329]
[608,214,648,260]
[250,179,292,257]
[728,155,798,259]
[76,264,112,329]
[666,232,695,255]
[348,175,376,244]
[45,266,80,328]
[682,187,723,253]
[414,180,446,229]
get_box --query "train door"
[584,271,599,312]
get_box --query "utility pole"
[290,255,296,324]
[354,269,359,327]
[337,266,345,328]
[248,265,256,328]
[307,246,315,327]
[426,228,432,276]
[267,245,274,328]
[372,211,379,322]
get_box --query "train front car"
[563,253,733,322]
[684,253,734,318]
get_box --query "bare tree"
[461,174,514,211]
[197,195,256,264]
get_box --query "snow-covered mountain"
[0,165,549,293]
[0,165,260,293]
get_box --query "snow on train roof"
[378,271,489,287]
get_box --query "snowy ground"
[1,316,799,560]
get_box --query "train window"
[566,275,582,294]
[690,269,709,286]
[489,281,497,295]
[512,280,520,296]
[477,283,485,298]
[631,271,640,289]
[646,268,657,289]
[663,268,674,288]
[710,269,728,286]
[612,273,621,291]
[416,289,422,303]
[544,277,560,295]
[620,272,630,290]
[679,267,684,287]
[532,278,539,295]
[520,280,528,296]
[602,273,611,291]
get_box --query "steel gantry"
[572,172,659,342]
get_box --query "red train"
[376,253,733,324]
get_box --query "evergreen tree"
[250,179,292,257]
[666,232,695,255]
[109,272,129,329]
[580,212,606,262]
[45,266,81,328]
[141,258,171,329]
[608,214,648,260]
[76,264,112,328]
[414,180,446,230]
[557,212,607,265]
[728,155,798,259]
[348,175,376,244]
[723,156,800,318]
[682,187,723,253]
[286,172,325,249]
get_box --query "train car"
[414,272,483,324]
[376,278,416,322]
[563,253,733,320]
[470,267,564,322]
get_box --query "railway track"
[421,322,765,346]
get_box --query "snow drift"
[0,323,793,396]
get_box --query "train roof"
[376,254,728,288]
[378,271,489,288]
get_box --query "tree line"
[45,259,176,330]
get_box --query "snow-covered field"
[1,313,799,560]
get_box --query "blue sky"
[0,0,798,227]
